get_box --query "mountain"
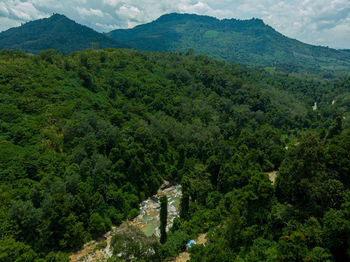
[0,14,127,54]
[108,13,350,71]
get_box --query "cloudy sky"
[0,0,350,49]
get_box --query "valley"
[0,10,349,261]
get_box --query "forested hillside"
[2,13,350,72]
[0,14,127,54]
[108,13,350,71]
[0,48,349,261]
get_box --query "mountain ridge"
[108,13,350,71]
[0,14,127,54]
[0,13,349,71]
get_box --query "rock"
[160,180,170,190]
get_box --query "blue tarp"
[186,240,196,248]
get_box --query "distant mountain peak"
[0,13,127,54]
[157,12,213,19]
[155,12,220,23]
[50,13,67,18]
[48,13,72,22]
[155,13,265,25]
[108,12,350,71]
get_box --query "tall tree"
[180,175,191,220]
[180,193,190,220]
[159,196,168,244]
[326,116,343,140]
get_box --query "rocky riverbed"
[70,182,182,262]
[129,183,181,237]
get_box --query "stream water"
[70,183,182,262]
[130,184,182,237]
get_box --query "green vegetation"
[94,241,107,251]
[188,131,350,261]
[0,48,349,261]
[2,13,350,73]
[108,13,350,71]
[0,14,127,54]
[204,30,219,38]
[109,225,161,261]
[160,196,168,244]
[161,230,189,258]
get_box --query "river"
[70,182,182,262]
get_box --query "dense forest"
[0,48,349,261]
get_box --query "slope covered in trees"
[187,131,350,262]
[108,13,350,71]
[0,14,127,54]
[2,12,350,72]
[0,48,349,261]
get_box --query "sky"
[0,0,350,49]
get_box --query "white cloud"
[95,22,120,30]
[0,3,10,16]
[76,7,103,18]
[226,0,350,48]
[103,0,119,7]
[3,0,47,21]
[0,17,21,32]
[0,0,349,48]
[116,5,142,20]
